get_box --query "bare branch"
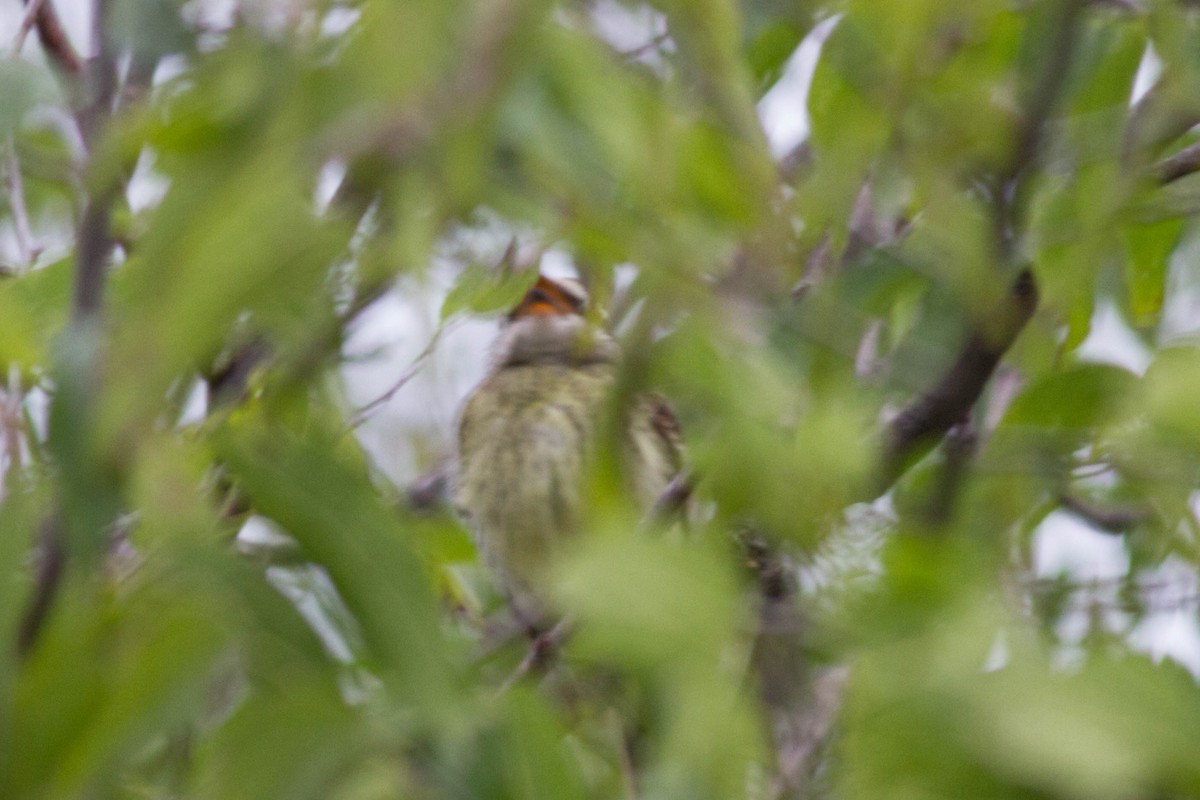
[881,270,1038,490]
[491,619,570,699]
[12,0,50,55]
[17,515,64,658]
[777,141,812,184]
[22,0,119,658]
[71,195,114,321]
[1006,0,1088,189]
[1152,141,1200,185]
[619,31,671,61]
[18,0,82,76]
[406,463,452,513]
[1059,491,1151,533]
[346,322,455,431]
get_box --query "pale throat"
[491,314,619,368]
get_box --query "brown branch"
[71,193,115,321]
[1059,491,1151,533]
[17,515,64,658]
[406,463,452,514]
[881,270,1037,489]
[491,619,570,699]
[619,31,671,61]
[13,0,49,55]
[1007,0,1087,188]
[922,420,979,528]
[1152,141,1200,185]
[877,0,1087,493]
[650,469,693,521]
[346,321,456,431]
[22,0,118,659]
[19,0,82,76]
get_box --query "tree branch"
[17,515,64,658]
[1059,491,1151,533]
[18,0,82,76]
[880,270,1037,490]
[1152,141,1200,185]
[877,0,1086,494]
[21,0,118,658]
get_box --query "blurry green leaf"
[441,263,536,321]
[553,531,740,668]
[7,584,110,799]
[746,20,807,93]
[195,676,362,800]
[499,688,590,800]
[215,421,457,714]
[0,60,55,133]
[110,0,192,60]
[1002,363,1137,433]
[1067,18,1144,116]
[1143,345,1200,448]
[52,594,227,794]
[1122,218,1183,327]
[971,656,1200,799]
[0,257,72,370]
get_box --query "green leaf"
[0,60,56,133]
[194,677,363,800]
[440,262,536,321]
[1003,363,1137,431]
[1142,345,1200,449]
[1122,218,1184,327]
[215,421,458,716]
[746,19,808,93]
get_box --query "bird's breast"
[456,363,615,587]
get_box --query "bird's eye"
[529,288,550,304]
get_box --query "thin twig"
[19,0,81,75]
[21,0,117,659]
[12,0,50,55]
[406,462,452,513]
[1059,491,1151,533]
[881,270,1038,489]
[620,31,671,61]
[1153,141,1200,185]
[17,515,63,658]
[346,320,458,431]
[649,469,693,522]
[491,619,570,700]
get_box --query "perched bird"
[455,275,683,629]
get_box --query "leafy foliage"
[3,0,1200,798]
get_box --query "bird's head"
[491,275,617,368]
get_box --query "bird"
[455,274,684,631]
